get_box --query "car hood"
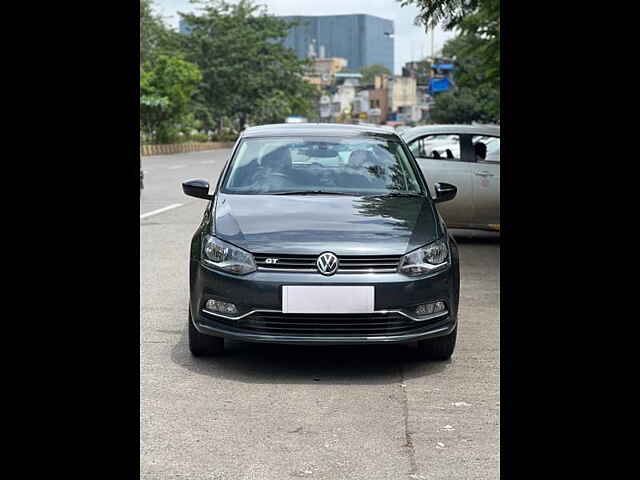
[213,193,441,255]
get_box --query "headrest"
[261,146,292,170]
[349,149,377,168]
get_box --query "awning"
[432,63,455,71]
[428,77,453,95]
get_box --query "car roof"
[241,123,400,141]
[401,124,500,142]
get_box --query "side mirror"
[182,179,213,200]
[433,182,457,203]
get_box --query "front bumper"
[190,261,458,345]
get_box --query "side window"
[409,134,461,161]
[471,135,500,163]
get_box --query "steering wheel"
[317,170,336,186]
[249,169,297,192]
[250,169,288,183]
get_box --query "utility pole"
[431,28,435,61]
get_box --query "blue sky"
[152,0,457,74]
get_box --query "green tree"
[177,0,318,132]
[140,55,203,143]
[359,64,391,85]
[399,0,479,30]
[141,0,198,144]
[398,0,499,123]
[140,0,157,66]
[429,33,499,123]
[140,0,181,67]
[399,0,499,88]
[430,85,499,124]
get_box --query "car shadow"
[170,329,451,386]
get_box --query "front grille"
[212,311,433,336]
[254,254,401,274]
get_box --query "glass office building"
[279,14,394,74]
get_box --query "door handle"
[475,171,494,177]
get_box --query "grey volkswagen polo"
[182,123,460,360]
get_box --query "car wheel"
[188,307,224,356]
[417,327,457,361]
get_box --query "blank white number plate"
[282,286,375,314]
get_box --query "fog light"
[415,301,446,317]
[416,303,435,316]
[205,299,238,315]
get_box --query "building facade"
[312,57,348,76]
[279,14,394,73]
[303,57,349,87]
[330,81,358,121]
[368,75,390,124]
[389,76,417,113]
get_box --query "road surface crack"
[400,364,418,477]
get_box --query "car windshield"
[221,136,423,196]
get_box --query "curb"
[140,142,235,156]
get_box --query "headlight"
[399,239,449,276]
[201,235,256,275]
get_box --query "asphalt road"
[140,150,500,479]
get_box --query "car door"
[407,133,474,227]
[468,135,500,228]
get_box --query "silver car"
[401,124,500,231]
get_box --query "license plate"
[282,286,375,314]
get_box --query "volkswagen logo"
[316,252,339,276]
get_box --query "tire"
[417,327,457,361]
[188,308,224,357]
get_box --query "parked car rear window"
[222,137,423,195]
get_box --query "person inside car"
[474,141,487,161]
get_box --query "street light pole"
[431,28,435,61]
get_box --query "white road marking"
[140,203,183,219]
[200,160,217,164]
[168,164,186,170]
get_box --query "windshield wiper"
[270,190,356,196]
[365,192,424,198]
